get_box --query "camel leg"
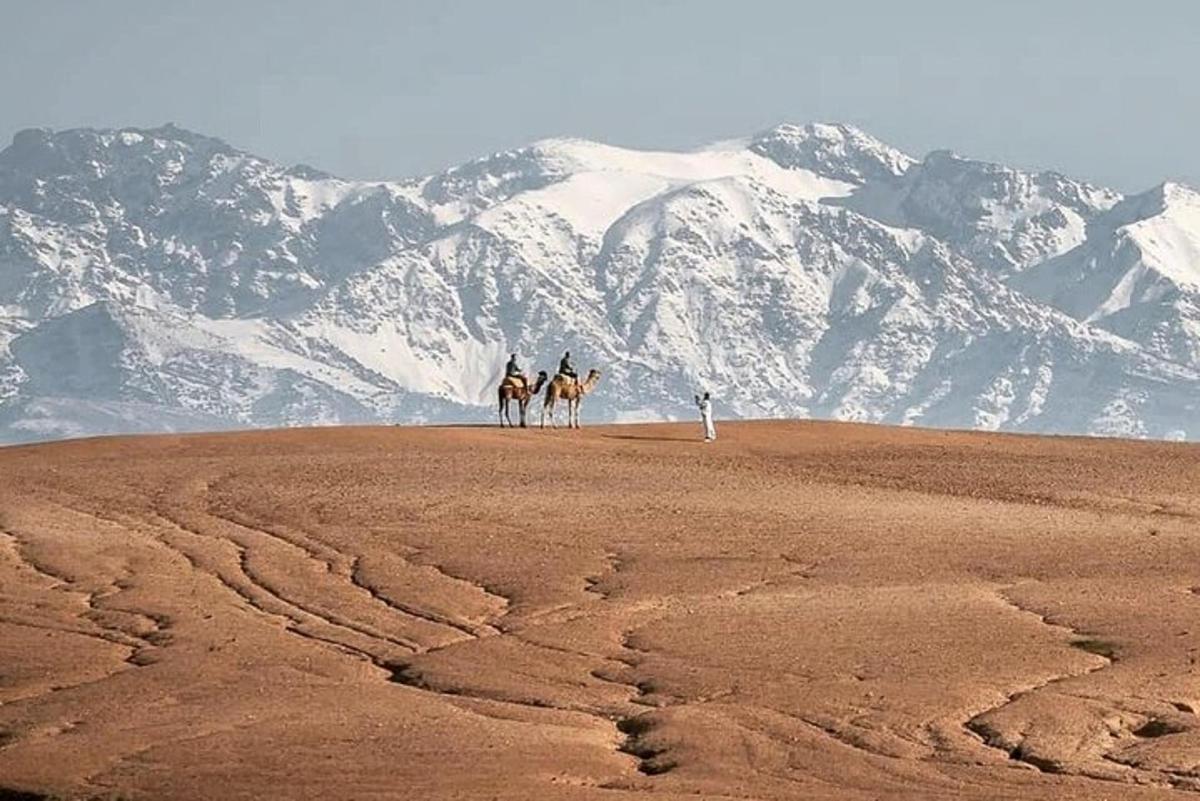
[518,399,527,428]
[498,398,506,428]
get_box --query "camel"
[498,370,548,428]
[541,369,601,429]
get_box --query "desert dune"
[2,421,1200,800]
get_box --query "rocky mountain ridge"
[1,121,1198,442]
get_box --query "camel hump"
[502,374,529,391]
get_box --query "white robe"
[697,398,715,441]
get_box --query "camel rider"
[505,353,526,388]
[558,351,578,384]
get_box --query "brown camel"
[541,369,601,429]
[498,370,548,428]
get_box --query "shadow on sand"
[601,434,698,443]
[0,788,51,801]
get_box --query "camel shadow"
[416,424,496,429]
[601,434,697,443]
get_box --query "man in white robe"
[694,392,716,442]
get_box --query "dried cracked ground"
[2,421,1200,800]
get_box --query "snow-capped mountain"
[1,121,1199,443]
[836,148,1121,274]
[1015,182,1200,367]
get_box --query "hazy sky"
[3,0,1197,191]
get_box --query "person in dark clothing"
[558,351,577,381]
[505,353,522,379]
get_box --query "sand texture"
[2,421,1200,799]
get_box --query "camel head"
[582,369,601,391]
[531,370,549,393]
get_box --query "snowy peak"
[418,142,573,212]
[909,149,1121,222]
[1160,180,1200,207]
[748,122,916,183]
[0,124,243,195]
[1012,179,1200,367]
[1063,180,1200,296]
[837,147,1121,273]
[421,134,858,241]
[1104,180,1200,227]
[1125,183,1200,282]
[0,123,436,320]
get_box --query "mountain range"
[2,121,1200,443]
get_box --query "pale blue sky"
[3,0,1197,191]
